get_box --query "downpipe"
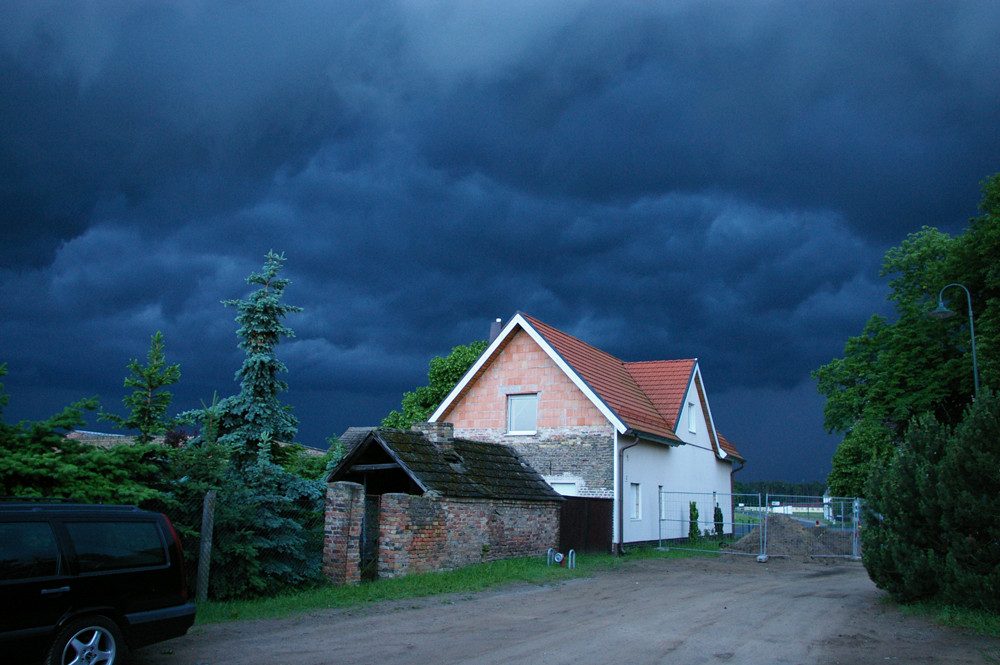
[617,431,641,555]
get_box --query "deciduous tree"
[383,340,487,429]
[814,173,999,495]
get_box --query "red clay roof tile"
[521,314,743,460]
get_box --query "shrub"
[863,388,1000,610]
[688,502,700,541]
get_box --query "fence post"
[760,493,767,558]
[852,498,861,559]
[196,490,216,603]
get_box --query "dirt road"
[135,556,1000,665]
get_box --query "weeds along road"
[136,556,1000,665]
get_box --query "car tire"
[46,615,125,665]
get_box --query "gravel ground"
[134,555,1000,665]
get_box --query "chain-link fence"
[658,491,862,560]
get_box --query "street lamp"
[927,282,979,396]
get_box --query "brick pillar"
[323,481,365,585]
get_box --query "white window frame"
[507,393,538,435]
[549,481,578,496]
[687,401,697,433]
[630,482,641,520]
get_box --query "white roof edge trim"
[690,364,727,459]
[516,317,628,434]
[428,316,522,422]
[429,313,628,434]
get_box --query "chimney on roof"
[412,421,453,443]
[489,317,503,343]
[412,421,457,456]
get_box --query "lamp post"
[927,282,979,397]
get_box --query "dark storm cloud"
[412,1,999,238]
[2,0,998,481]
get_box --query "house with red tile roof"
[429,312,745,550]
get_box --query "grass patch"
[195,546,700,625]
[897,601,1000,638]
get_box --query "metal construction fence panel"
[658,491,862,560]
[763,494,862,559]
[658,491,765,556]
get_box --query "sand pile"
[726,514,855,556]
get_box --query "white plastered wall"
[619,437,732,544]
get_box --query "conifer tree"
[185,252,325,598]
[100,331,182,443]
[214,251,303,466]
[1,362,161,503]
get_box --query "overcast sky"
[2,1,998,482]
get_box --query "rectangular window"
[687,401,697,433]
[0,522,60,580]
[550,482,578,496]
[630,482,641,519]
[66,521,167,573]
[507,394,538,434]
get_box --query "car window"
[0,521,61,581]
[65,520,167,572]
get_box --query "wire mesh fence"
[658,491,862,560]
[658,491,765,556]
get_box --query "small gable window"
[507,394,538,435]
[687,401,697,433]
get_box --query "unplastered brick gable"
[447,329,608,430]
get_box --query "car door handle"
[41,586,71,595]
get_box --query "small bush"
[688,502,700,541]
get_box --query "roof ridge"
[520,313,678,442]
[520,313,628,365]
[625,358,696,366]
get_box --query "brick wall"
[323,482,560,584]
[447,329,608,429]
[379,494,560,578]
[444,328,618,498]
[323,481,365,585]
[456,427,616,498]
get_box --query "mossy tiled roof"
[330,428,563,502]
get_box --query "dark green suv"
[1,501,196,665]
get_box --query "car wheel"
[46,615,124,665]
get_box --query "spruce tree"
[100,331,182,443]
[188,252,325,598]
[862,389,1000,609]
[1,363,161,503]
[215,250,303,465]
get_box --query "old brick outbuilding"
[323,422,562,584]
